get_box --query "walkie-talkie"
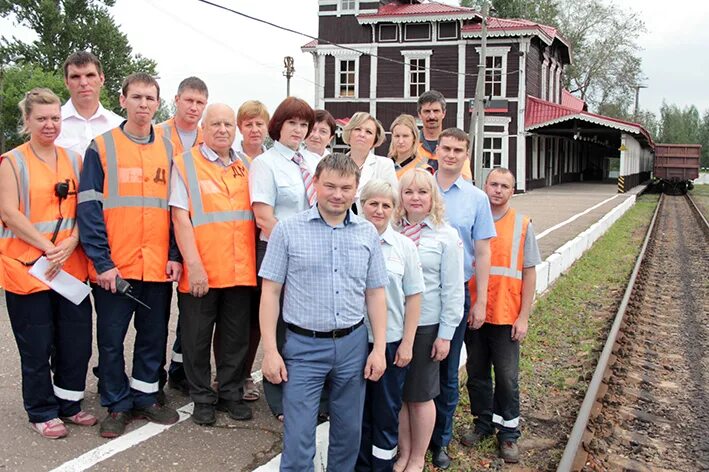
[115,276,151,310]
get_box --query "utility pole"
[633,84,647,122]
[283,56,295,97]
[469,1,490,188]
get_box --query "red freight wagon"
[654,144,701,194]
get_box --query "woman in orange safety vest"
[0,88,95,440]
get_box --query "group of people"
[0,50,541,472]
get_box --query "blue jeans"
[465,324,521,441]
[431,282,470,448]
[94,281,172,412]
[356,341,408,471]
[6,290,92,422]
[281,324,368,472]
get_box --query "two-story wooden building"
[302,0,653,192]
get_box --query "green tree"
[0,63,67,151]
[0,0,158,114]
[460,0,559,27]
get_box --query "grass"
[445,194,660,471]
[690,184,709,220]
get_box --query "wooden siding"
[359,55,370,98]
[376,48,406,97]
[324,56,335,98]
[526,39,543,98]
[429,45,460,98]
[360,2,379,10]
[319,15,371,44]
[507,43,520,97]
[324,102,369,121]
[319,4,336,12]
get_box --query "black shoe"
[460,428,492,447]
[156,389,167,406]
[99,412,131,438]
[430,445,451,469]
[168,376,189,396]
[216,399,253,421]
[192,403,216,426]
[132,403,179,425]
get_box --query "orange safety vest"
[87,127,173,282]
[394,154,433,179]
[0,143,88,294]
[469,208,529,325]
[155,118,203,155]
[172,147,257,292]
[417,141,473,181]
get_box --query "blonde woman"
[0,88,94,439]
[342,111,398,212]
[357,179,424,471]
[394,169,464,472]
[388,114,432,179]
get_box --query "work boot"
[100,412,131,438]
[499,440,520,463]
[168,376,189,396]
[429,445,451,469]
[192,403,216,426]
[460,428,492,447]
[132,403,179,425]
[216,399,253,421]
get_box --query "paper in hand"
[29,256,92,305]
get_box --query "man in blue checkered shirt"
[259,153,388,471]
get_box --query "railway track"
[557,194,709,472]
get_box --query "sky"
[3,0,709,124]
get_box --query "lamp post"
[469,1,490,188]
[283,56,295,97]
[633,83,647,122]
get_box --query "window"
[340,0,356,12]
[404,23,431,41]
[438,21,458,40]
[337,59,357,97]
[401,50,432,98]
[483,136,503,168]
[379,24,397,42]
[485,56,503,97]
[477,46,509,98]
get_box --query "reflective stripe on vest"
[488,212,525,280]
[102,131,172,210]
[9,149,31,218]
[0,218,76,239]
[181,150,255,228]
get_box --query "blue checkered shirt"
[259,205,388,332]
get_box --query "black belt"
[286,319,364,339]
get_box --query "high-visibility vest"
[172,147,256,292]
[417,141,473,181]
[155,118,203,155]
[469,208,529,325]
[394,154,433,179]
[0,142,88,294]
[84,127,173,282]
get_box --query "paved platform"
[0,182,645,472]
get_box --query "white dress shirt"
[55,99,124,157]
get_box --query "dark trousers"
[281,325,368,472]
[431,282,470,448]
[6,290,92,422]
[356,341,408,472]
[178,286,251,404]
[167,318,185,381]
[94,281,172,412]
[465,323,521,441]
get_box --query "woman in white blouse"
[394,169,464,472]
[342,112,398,213]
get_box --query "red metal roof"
[462,17,568,49]
[358,1,477,20]
[526,95,654,146]
[301,39,318,49]
[561,90,586,111]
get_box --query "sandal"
[31,418,68,439]
[61,411,98,426]
[242,378,260,402]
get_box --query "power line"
[193,0,522,80]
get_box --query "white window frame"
[378,24,398,42]
[401,50,432,99]
[482,135,505,169]
[476,46,510,99]
[404,23,432,41]
[339,0,356,14]
[335,56,359,99]
[541,54,549,101]
[437,21,458,40]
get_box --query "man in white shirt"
[55,51,123,156]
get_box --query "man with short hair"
[259,153,389,471]
[170,103,256,425]
[416,90,472,180]
[155,76,209,397]
[78,73,182,438]
[56,51,123,156]
[430,127,495,469]
[461,168,541,464]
